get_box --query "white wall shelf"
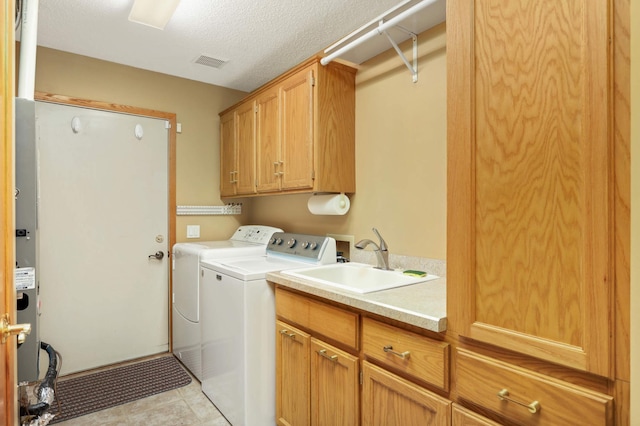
[176,204,242,216]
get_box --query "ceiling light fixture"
[128,0,181,30]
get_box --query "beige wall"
[248,23,447,260]
[631,0,638,422]
[29,23,447,260]
[31,46,250,242]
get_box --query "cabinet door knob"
[497,389,540,414]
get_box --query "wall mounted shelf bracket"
[381,24,419,83]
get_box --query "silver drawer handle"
[317,349,338,362]
[383,345,410,359]
[497,389,540,414]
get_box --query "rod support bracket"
[381,23,419,83]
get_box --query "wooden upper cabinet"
[447,0,613,377]
[256,87,281,193]
[219,103,256,196]
[219,110,236,197]
[235,100,257,195]
[281,65,315,191]
[219,57,356,198]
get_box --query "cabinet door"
[447,0,612,376]
[256,87,281,193]
[280,65,314,190]
[235,100,256,195]
[276,321,310,426]
[362,361,451,426]
[310,338,358,426]
[452,403,501,426]
[219,110,236,196]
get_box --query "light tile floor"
[33,356,231,426]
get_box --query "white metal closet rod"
[320,0,438,66]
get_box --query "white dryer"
[171,225,282,380]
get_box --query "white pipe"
[18,0,39,100]
[320,0,437,66]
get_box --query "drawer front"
[276,287,359,349]
[456,348,614,425]
[362,317,449,391]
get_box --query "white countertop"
[266,271,447,333]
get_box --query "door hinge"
[255,105,258,113]
[164,121,171,129]
[310,75,316,87]
[311,170,315,180]
[359,370,363,385]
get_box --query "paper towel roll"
[307,194,350,215]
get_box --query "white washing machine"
[171,225,282,381]
[199,232,336,426]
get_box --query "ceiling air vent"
[194,55,228,69]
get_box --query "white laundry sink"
[281,262,438,294]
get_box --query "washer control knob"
[287,238,297,248]
[309,242,318,250]
[270,237,277,245]
[275,238,283,245]
[301,241,310,249]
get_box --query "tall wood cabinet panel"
[447,0,613,377]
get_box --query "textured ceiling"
[25,0,441,92]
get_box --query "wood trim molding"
[2,1,17,423]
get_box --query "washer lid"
[201,256,313,281]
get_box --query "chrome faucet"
[355,227,391,270]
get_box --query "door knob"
[148,251,165,260]
[1,314,31,344]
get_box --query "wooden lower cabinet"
[275,320,359,426]
[275,287,454,426]
[451,404,500,426]
[311,338,359,426]
[276,321,310,426]
[362,361,451,426]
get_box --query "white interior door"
[36,101,169,375]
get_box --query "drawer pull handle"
[383,345,411,359]
[497,389,540,414]
[318,349,338,362]
[279,329,296,339]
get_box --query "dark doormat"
[49,355,192,424]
